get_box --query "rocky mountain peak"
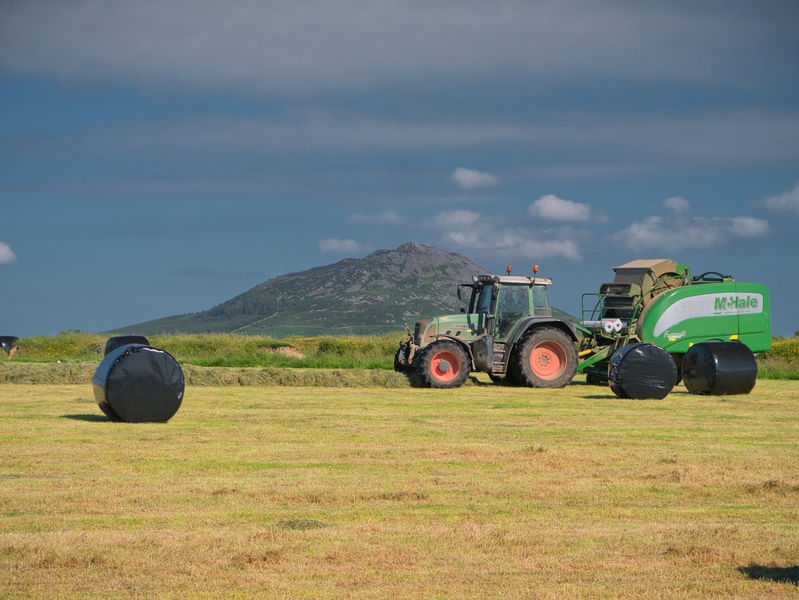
[114,243,487,336]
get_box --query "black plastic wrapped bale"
[104,335,150,356]
[92,344,184,422]
[682,341,757,395]
[608,343,677,399]
[0,336,18,356]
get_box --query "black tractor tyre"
[417,340,470,389]
[503,360,521,386]
[488,372,506,384]
[512,327,578,389]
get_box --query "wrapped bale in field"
[104,335,150,356]
[682,340,757,395]
[1,336,18,357]
[92,344,184,422]
[609,343,677,399]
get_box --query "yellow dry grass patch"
[1,381,798,598]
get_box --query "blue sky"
[1,1,798,336]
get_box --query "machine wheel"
[503,359,520,385]
[394,348,411,373]
[671,353,683,385]
[512,327,578,388]
[586,373,607,386]
[417,341,470,389]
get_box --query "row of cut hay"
[0,361,412,387]
[4,332,798,379]
[183,365,411,387]
[2,357,794,386]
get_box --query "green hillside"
[112,243,487,336]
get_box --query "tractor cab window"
[473,284,494,314]
[533,285,550,310]
[498,285,530,316]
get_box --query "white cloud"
[615,206,769,252]
[516,238,581,261]
[663,196,690,214]
[451,168,499,189]
[728,216,769,237]
[347,210,404,225]
[428,210,581,261]
[0,242,16,265]
[318,238,363,254]
[764,183,799,215]
[621,216,669,251]
[430,209,481,230]
[529,194,592,222]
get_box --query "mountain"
[112,243,488,336]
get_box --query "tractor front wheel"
[417,341,470,389]
[394,347,411,373]
[513,327,577,388]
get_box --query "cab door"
[465,283,495,336]
[495,285,531,341]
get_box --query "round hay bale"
[1,336,19,357]
[92,344,184,422]
[104,335,150,356]
[608,343,676,399]
[682,340,757,395]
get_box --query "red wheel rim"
[430,350,461,383]
[530,341,566,380]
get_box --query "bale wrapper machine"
[578,259,771,384]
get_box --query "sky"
[1,0,798,337]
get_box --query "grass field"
[1,380,798,598]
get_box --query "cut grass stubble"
[1,382,798,598]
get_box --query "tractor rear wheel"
[417,341,470,389]
[513,327,577,388]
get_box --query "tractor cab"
[462,275,554,341]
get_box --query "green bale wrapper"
[579,260,770,384]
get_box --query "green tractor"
[395,258,772,390]
[394,267,587,388]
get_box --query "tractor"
[395,258,771,390]
[394,266,587,388]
